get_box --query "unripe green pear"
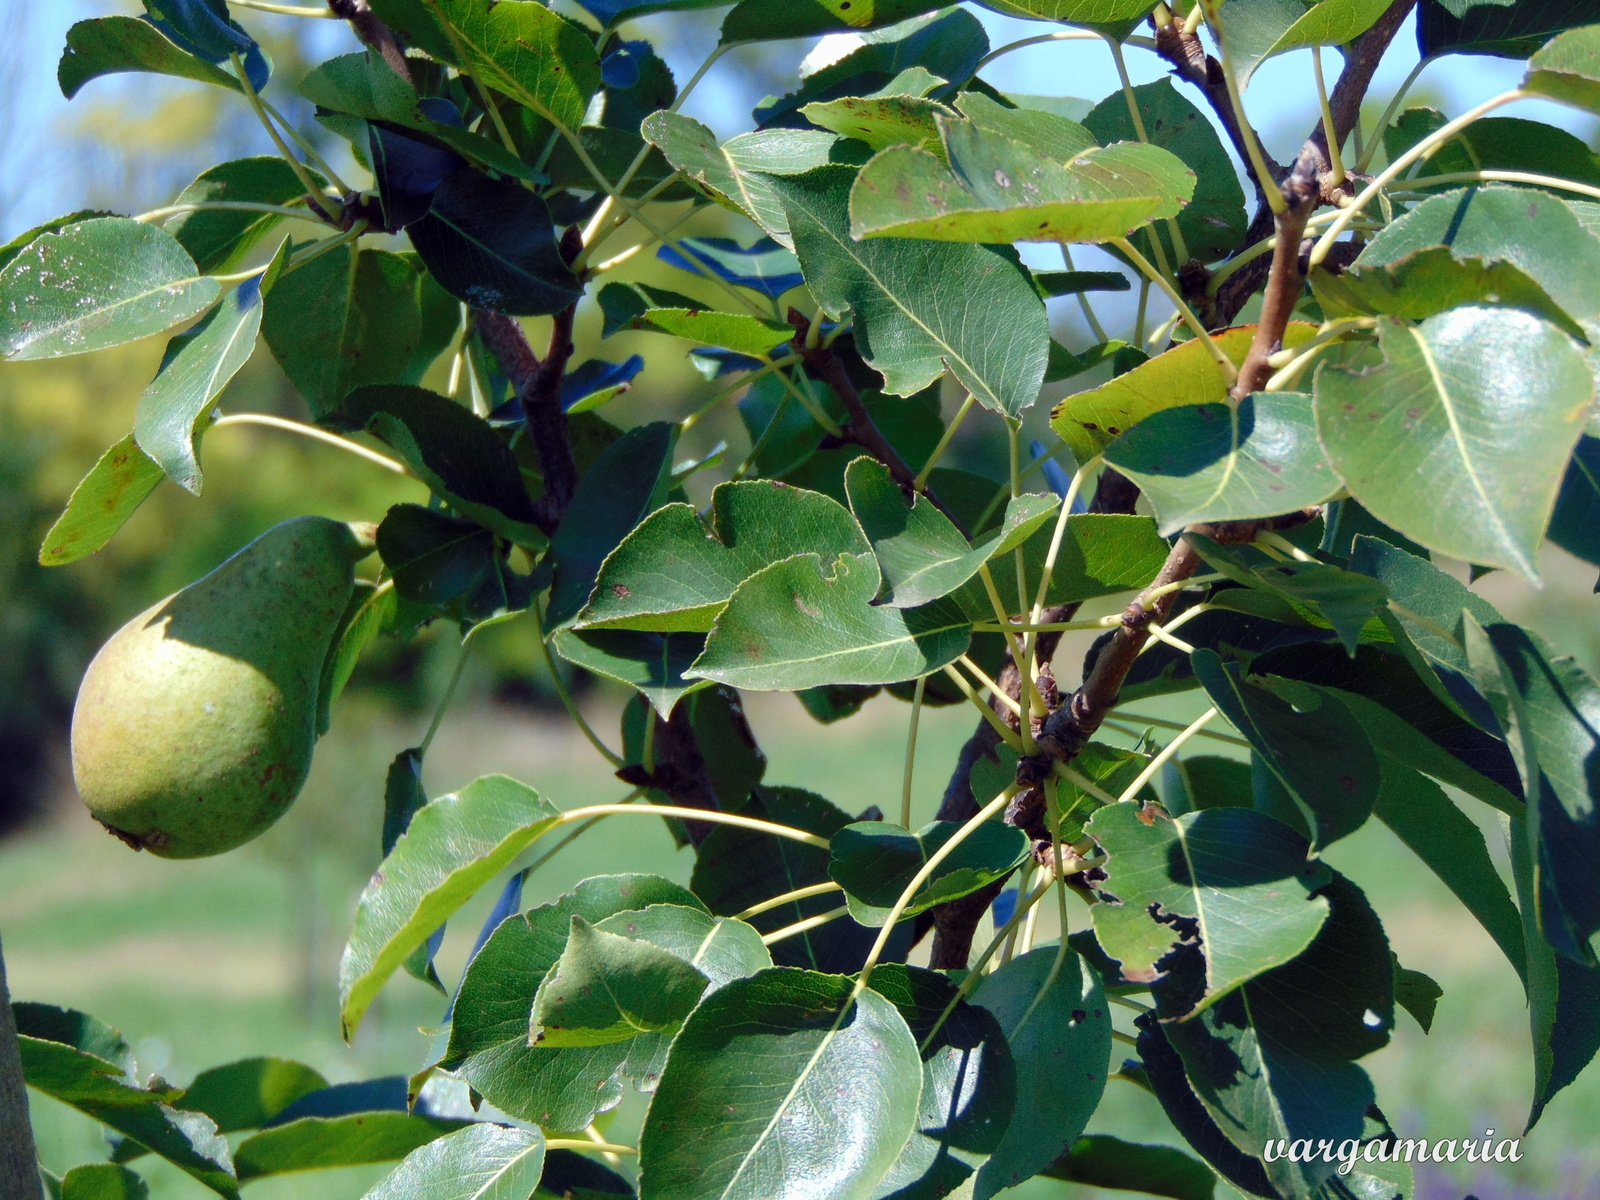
[71,516,377,858]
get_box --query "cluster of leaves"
[9,0,1600,1197]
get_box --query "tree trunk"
[0,933,43,1200]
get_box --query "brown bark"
[0,934,42,1200]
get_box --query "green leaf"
[331,385,545,548]
[827,817,1028,922]
[772,166,1049,419]
[234,1112,469,1180]
[363,1124,545,1200]
[636,968,922,1200]
[548,421,678,628]
[866,964,1017,1199]
[0,217,219,361]
[969,947,1112,1200]
[531,915,710,1046]
[377,505,531,623]
[340,774,562,1038]
[802,87,955,159]
[849,94,1195,246]
[969,0,1161,25]
[298,51,534,181]
[1466,619,1600,966]
[593,904,773,990]
[167,158,319,273]
[0,211,110,274]
[1394,959,1444,1033]
[407,0,600,132]
[1042,1136,1215,1200]
[1083,78,1248,265]
[1193,652,1381,846]
[444,876,705,1130]
[642,112,839,249]
[1215,0,1394,90]
[178,1057,329,1133]
[1034,269,1130,297]
[1163,754,1254,814]
[690,552,972,690]
[1337,185,1600,341]
[720,0,951,43]
[134,276,262,494]
[1051,322,1317,459]
[1103,393,1340,534]
[594,281,792,356]
[16,1031,237,1197]
[58,1165,148,1200]
[1421,0,1595,56]
[553,628,710,717]
[578,480,869,632]
[1084,802,1333,1007]
[58,16,243,99]
[951,513,1171,618]
[37,434,166,566]
[1524,23,1600,113]
[1315,307,1593,581]
[1508,812,1600,1130]
[846,457,1059,607]
[261,245,422,419]
[1384,110,1600,191]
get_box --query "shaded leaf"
[317,581,399,736]
[333,385,544,548]
[1550,434,1600,581]
[1420,0,1595,56]
[553,628,709,717]
[548,421,678,628]
[1394,961,1443,1033]
[772,166,1049,419]
[1084,78,1247,264]
[969,947,1111,1200]
[262,245,422,420]
[1523,23,1600,113]
[636,968,922,1200]
[1194,651,1381,846]
[1315,308,1592,581]
[178,1058,329,1134]
[828,817,1028,923]
[410,170,581,316]
[720,0,952,44]
[167,158,318,273]
[866,964,1017,1200]
[1041,1135,1215,1200]
[951,513,1171,619]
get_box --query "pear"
[71,516,377,858]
